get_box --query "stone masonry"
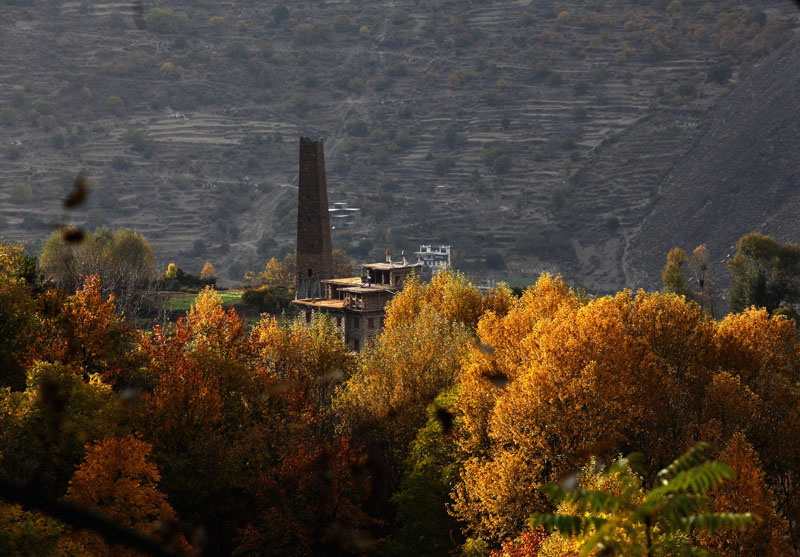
[295,137,333,299]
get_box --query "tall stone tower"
[295,137,333,299]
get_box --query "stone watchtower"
[295,137,333,299]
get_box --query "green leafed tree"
[39,228,157,316]
[661,247,693,299]
[382,387,464,557]
[727,232,800,313]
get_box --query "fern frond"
[529,513,607,537]
[542,482,567,505]
[654,461,734,495]
[658,443,712,483]
[658,494,713,529]
[682,512,760,535]
[579,520,620,557]
[562,487,627,514]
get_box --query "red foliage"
[491,529,547,557]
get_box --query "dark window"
[368,317,374,329]
[308,268,313,277]
[353,316,360,329]
[305,310,312,323]
[353,338,360,352]
[336,316,342,327]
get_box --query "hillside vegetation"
[0,0,796,287]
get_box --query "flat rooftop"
[321,277,361,286]
[362,262,421,271]
[293,298,347,309]
[339,285,396,294]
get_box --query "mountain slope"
[626,33,800,296]
[0,0,795,285]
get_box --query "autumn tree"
[62,435,191,555]
[133,288,365,553]
[244,253,294,289]
[0,240,39,389]
[164,262,179,280]
[661,247,692,299]
[253,312,354,418]
[728,232,800,313]
[0,362,124,498]
[334,308,472,485]
[130,289,257,545]
[200,260,216,283]
[444,272,800,552]
[699,432,791,556]
[383,268,494,332]
[711,308,800,547]
[334,269,503,505]
[31,275,139,385]
[451,278,716,542]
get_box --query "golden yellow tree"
[711,308,800,547]
[200,260,215,282]
[164,262,179,280]
[384,268,487,331]
[333,308,473,482]
[245,255,294,288]
[451,279,716,542]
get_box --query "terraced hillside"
[0,0,797,287]
[626,32,800,300]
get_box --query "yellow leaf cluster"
[450,275,800,545]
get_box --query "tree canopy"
[728,232,800,313]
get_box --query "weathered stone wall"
[344,310,385,352]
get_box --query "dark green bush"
[482,142,513,174]
[433,156,454,176]
[241,286,294,313]
[145,8,188,34]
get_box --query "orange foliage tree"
[700,432,791,556]
[200,260,216,282]
[133,288,368,554]
[62,435,191,555]
[31,275,138,384]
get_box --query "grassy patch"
[218,290,243,306]
[504,276,541,289]
[160,290,243,311]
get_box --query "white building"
[415,245,451,279]
[328,202,360,230]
